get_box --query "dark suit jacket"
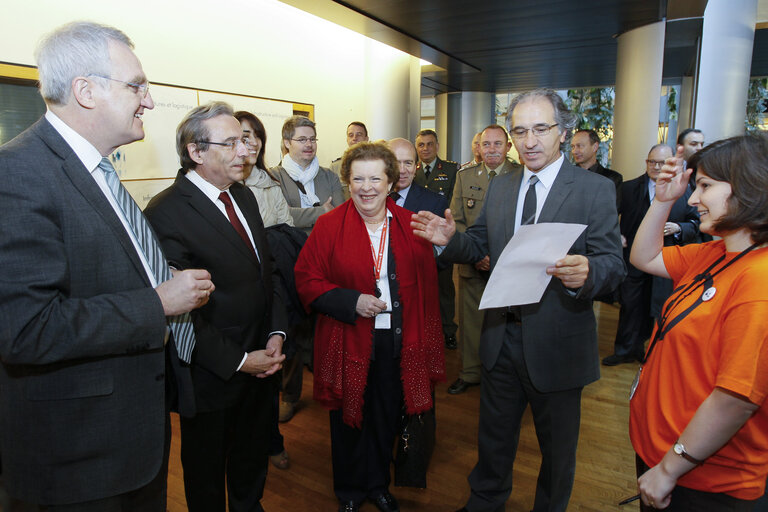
[587,162,623,210]
[0,117,168,504]
[619,173,699,277]
[402,183,449,217]
[442,159,625,393]
[144,172,287,413]
[414,157,458,201]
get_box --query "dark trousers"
[466,322,582,512]
[180,382,271,512]
[438,264,457,339]
[329,330,401,504]
[636,456,756,511]
[282,316,314,403]
[32,414,171,512]
[613,272,654,358]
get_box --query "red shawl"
[294,198,445,427]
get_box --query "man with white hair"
[0,21,209,509]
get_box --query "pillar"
[612,21,666,179]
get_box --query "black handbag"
[393,408,436,488]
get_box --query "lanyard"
[642,242,759,364]
[368,216,388,298]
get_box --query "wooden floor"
[166,302,642,511]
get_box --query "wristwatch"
[673,440,705,465]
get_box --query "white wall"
[0,0,417,166]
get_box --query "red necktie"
[218,191,257,259]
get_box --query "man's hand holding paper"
[479,223,587,309]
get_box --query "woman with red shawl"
[294,142,445,512]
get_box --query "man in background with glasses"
[412,89,624,512]
[271,115,344,424]
[144,101,288,512]
[0,21,211,510]
[604,144,699,367]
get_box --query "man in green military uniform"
[447,124,522,394]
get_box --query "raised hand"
[411,208,456,246]
[655,145,693,203]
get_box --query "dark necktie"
[424,164,431,179]
[488,169,497,179]
[218,192,258,259]
[521,175,539,225]
[99,158,196,363]
[389,191,401,203]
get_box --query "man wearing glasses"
[144,102,288,512]
[412,89,624,512]
[273,115,345,234]
[604,144,699,367]
[0,22,210,509]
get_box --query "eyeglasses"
[510,124,559,140]
[291,137,318,144]
[646,159,666,167]
[88,74,150,98]
[196,139,247,151]
[241,137,259,149]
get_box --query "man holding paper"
[412,88,624,512]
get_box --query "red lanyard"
[368,217,388,291]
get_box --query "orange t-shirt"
[629,241,768,500]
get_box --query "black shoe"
[447,378,479,395]
[369,492,399,512]
[601,353,638,366]
[445,335,457,350]
[338,500,359,512]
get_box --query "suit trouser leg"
[466,323,528,512]
[329,330,401,504]
[458,273,484,383]
[613,273,654,358]
[438,264,457,339]
[180,383,270,512]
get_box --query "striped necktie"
[99,158,196,363]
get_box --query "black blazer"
[145,171,287,412]
[402,183,449,217]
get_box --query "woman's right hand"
[356,294,387,318]
[655,146,693,203]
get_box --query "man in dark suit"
[413,89,625,512]
[571,129,623,209]
[0,22,211,510]
[144,102,287,512]
[388,137,448,216]
[414,129,459,349]
[602,144,700,366]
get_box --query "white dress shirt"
[514,153,564,232]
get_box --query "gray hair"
[177,102,235,170]
[506,89,577,143]
[281,115,316,141]
[35,21,133,106]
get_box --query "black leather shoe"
[370,492,399,512]
[601,353,638,366]
[445,335,457,350]
[338,500,359,512]
[447,378,479,395]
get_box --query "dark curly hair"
[689,133,768,245]
[339,142,399,187]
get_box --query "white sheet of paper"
[479,223,587,309]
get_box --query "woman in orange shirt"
[629,134,768,511]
